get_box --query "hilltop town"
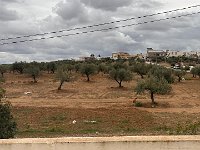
[78,48,200,69]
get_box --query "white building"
[166,50,185,57]
[164,50,200,58]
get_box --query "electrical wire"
[1,4,200,41]
[1,11,200,45]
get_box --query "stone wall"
[1,136,200,150]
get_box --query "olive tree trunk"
[86,74,90,82]
[150,91,155,107]
[33,75,37,83]
[58,81,64,90]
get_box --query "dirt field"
[2,72,200,137]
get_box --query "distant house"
[112,52,136,60]
[146,48,167,59]
[136,53,146,60]
[79,54,96,61]
[166,50,185,57]
[186,51,199,58]
[147,48,200,60]
[197,52,200,57]
[166,50,200,58]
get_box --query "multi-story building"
[166,50,200,58]
[149,49,200,59]
[146,48,167,59]
[166,50,185,57]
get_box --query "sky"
[0,0,200,64]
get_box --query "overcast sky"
[0,0,200,64]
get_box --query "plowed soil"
[2,72,200,138]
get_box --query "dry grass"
[1,72,200,137]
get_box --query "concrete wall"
[1,136,200,150]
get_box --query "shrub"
[0,88,17,139]
[0,77,5,83]
[134,101,143,107]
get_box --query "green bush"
[134,101,143,107]
[0,100,17,139]
[175,122,199,135]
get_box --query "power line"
[1,11,200,46]
[1,4,200,41]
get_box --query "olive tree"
[66,64,74,73]
[74,63,81,72]
[113,62,128,70]
[174,70,186,82]
[135,77,171,107]
[0,88,17,139]
[149,65,174,84]
[97,63,110,74]
[47,62,56,74]
[191,67,200,78]
[12,61,25,74]
[25,66,40,83]
[133,63,150,79]
[0,65,7,77]
[55,68,71,90]
[80,64,96,82]
[191,67,197,78]
[109,68,132,88]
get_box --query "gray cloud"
[0,5,19,21]
[136,0,163,8]
[53,0,89,24]
[0,0,17,3]
[0,0,200,64]
[81,0,133,11]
